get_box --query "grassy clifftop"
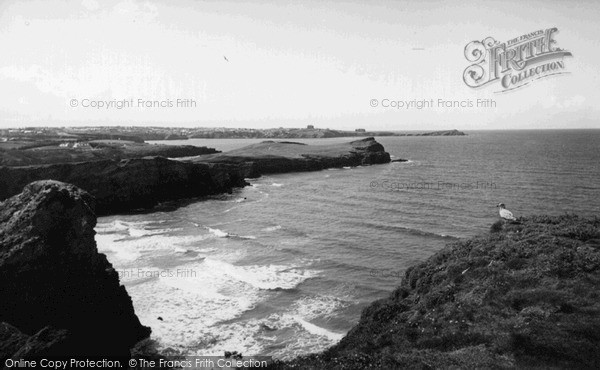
[191,137,391,178]
[278,215,600,369]
[0,141,218,167]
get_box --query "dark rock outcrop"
[193,137,391,178]
[277,215,600,369]
[0,181,150,360]
[0,138,389,216]
[0,158,248,215]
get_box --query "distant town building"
[355,128,366,133]
[307,125,315,129]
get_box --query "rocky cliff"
[0,138,390,215]
[0,158,248,215]
[277,215,600,369]
[0,181,150,360]
[192,137,391,178]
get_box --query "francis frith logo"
[463,28,572,92]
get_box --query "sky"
[0,0,599,130]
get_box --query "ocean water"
[98,130,600,359]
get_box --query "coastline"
[0,137,392,361]
[275,215,600,369]
[1,135,598,367]
[3,180,598,367]
[0,137,390,215]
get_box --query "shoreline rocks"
[0,157,248,216]
[0,181,150,360]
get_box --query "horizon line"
[1,126,599,131]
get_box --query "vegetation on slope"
[276,215,600,369]
[0,141,218,167]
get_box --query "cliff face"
[0,181,150,359]
[0,157,248,215]
[279,215,600,369]
[192,137,391,178]
[0,138,390,216]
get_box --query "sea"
[95,130,600,359]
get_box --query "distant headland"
[0,126,465,145]
[185,127,466,139]
[0,137,390,215]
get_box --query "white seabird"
[496,203,516,221]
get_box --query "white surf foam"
[95,220,130,233]
[292,295,350,321]
[97,219,159,229]
[197,247,218,253]
[262,225,282,232]
[95,233,141,262]
[97,217,337,358]
[240,294,348,358]
[129,263,261,353]
[207,227,229,238]
[271,183,283,187]
[293,316,344,342]
[124,257,321,356]
[96,220,179,239]
[186,319,266,357]
[251,313,345,360]
[203,259,319,290]
[96,228,211,265]
[128,227,180,238]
